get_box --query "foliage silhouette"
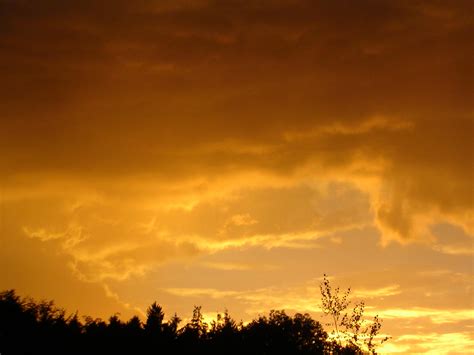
[0,278,388,355]
[319,275,389,354]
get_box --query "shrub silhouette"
[0,280,388,355]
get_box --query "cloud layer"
[0,1,472,353]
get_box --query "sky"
[0,0,473,353]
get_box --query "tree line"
[0,276,388,354]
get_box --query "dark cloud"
[1,1,472,241]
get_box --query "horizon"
[1,1,473,353]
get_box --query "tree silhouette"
[145,302,164,334]
[0,280,389,355]
[320,274,351,345]
[208,310,242,354]
[319,274,390,354]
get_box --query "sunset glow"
[1,1,473,353]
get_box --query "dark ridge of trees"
[0,278,388,355]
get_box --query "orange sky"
[0,1,473,353]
